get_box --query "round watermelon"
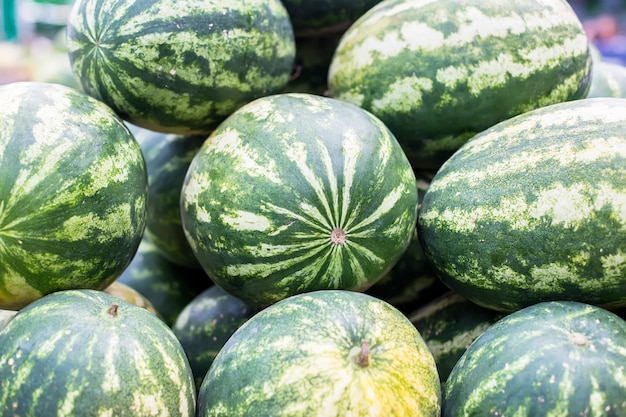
[328,0,591,167]
[66,0,296,134]
[198,289,441,416]
[0,81,147,310]
[181,92,419,308]
[418,97,626,312]
[443,301,626,416]
[0,289,196,416]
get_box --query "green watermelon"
[408,291,506,383]
[0,289,196,416]
[0,81,147,310]
[587,61,626,98]
[443,301,626,416]
[418,97,626,312]
[328,0,591,167]
[172,285,256,390]
[130,124,206,269]
[117,234,210,326]
[66,0,296,134]
[181,93,419,308]
[198,289,441,417]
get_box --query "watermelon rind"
[0,289,196,416]
[197,290,441,416]
[418,97,626,312]
[0,81,147,310]
[181,93,419,308]
[443,300,626,416]
[66,0,296,134]
[328,0,591,165]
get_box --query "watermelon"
[65,0,296,134]
[181,92,419,308]
[172,285,256,390]
[418,97,626,312]
[587,61,626,98]
[408,291,506,383]
[117,234,210,326]
[443,301,626,415]
[0,81,147,310]
[197,289,441,417]
[328,0,591,167]
[0,289,196,416]
[130,124,206,268]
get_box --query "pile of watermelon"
[1,0,626,415]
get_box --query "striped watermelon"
[181,93,419,308]
[0,81,147,310]
[197,290,441,417]
[66,0,296,134]
[443,301,626,415]
[130,124,206,269]
[418,97,626,312]
[328,0,591,167]
[0,289,196,416]
[409,291,506,383]
[172,285,256,390]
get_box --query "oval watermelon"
[418,97,626,312]
[0,81,147,310]
[0,289,196,416]
[66,0,296,134]
[328,0,591,167]
[181,93,419,308]
[197,289,441,416]
[443,301,626,416]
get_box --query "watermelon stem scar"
[569,332,588,347]
[355,339,370,368]
[330,228,347,245]
[108,303,119,318]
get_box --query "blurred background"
[0,0,625,86]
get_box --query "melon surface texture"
[0,81,147,310]
[66,0,296,134]
[418,97,626,312]
[182,93,419,308]
[198,290,441,417]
